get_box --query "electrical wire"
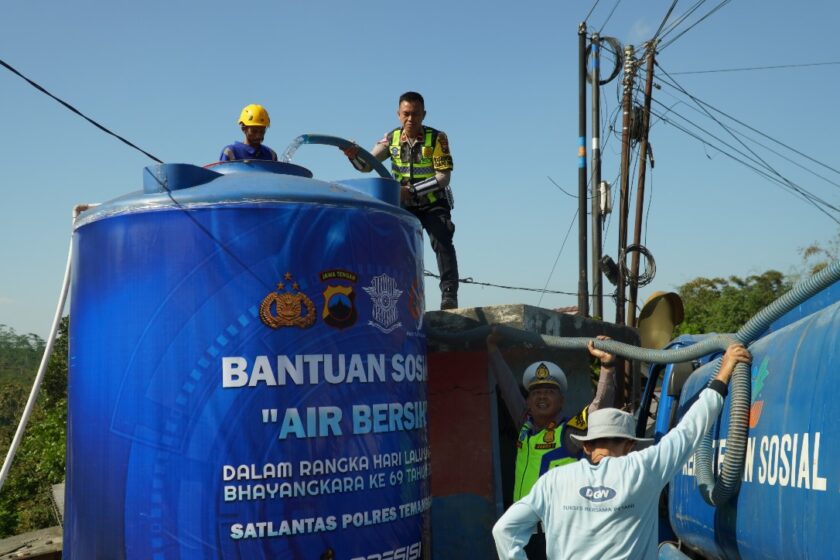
[547,176,583,199]
[654,65,840,217]
[583,0,602,26]
[0,56,285,295]
[537,208,579,307]
[655,76,840,179]
[423,270,578,297]
[654,88,840,191]
[652,0,679,41]
[648,95,833,207]
[648,102,840,223]
[669,61,840,75]
[621,244,656,288]
[0,57,163,163]
[598,0,623,34]
[659,0,731,51]
[657,0,711,43]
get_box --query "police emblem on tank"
[363,274,403,333]
[320,269,358,330]
[259,272,316,329]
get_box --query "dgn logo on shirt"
[579,486,616,502]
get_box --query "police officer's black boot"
[440,287,458,310]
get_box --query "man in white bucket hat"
[487,329,617,559]
[493,343,752,560]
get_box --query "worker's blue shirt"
[219,141,278,162]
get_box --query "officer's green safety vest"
[389,128,440,205]
[513,413,587,501]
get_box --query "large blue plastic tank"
[66,161,429,559]
[666,295,840,558]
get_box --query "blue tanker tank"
[65,157,430,559]
[643,283,840,559]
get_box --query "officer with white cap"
[487,329,617,560]
[493,343,752,560]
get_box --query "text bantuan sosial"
[222,353,427,438]
[222,353,426,387]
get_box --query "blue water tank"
[65,162,429,559]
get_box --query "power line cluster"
[3,1,839,307]
[650,65,840,224]
[562,0,840,283]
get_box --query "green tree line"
[674,234,838,335]
[0,319,67,537]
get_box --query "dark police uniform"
[385,126,459,306]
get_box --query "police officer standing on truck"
[343,91,460,310]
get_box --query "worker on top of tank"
[493,343,752,560]
[219,104,278,162]
[341,91,459,310]
[486,328,617,560]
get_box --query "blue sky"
[1,0,838,337]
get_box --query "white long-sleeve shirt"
[493,386,725,560]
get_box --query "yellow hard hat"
[238,104,270,127]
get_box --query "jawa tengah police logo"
[320,269,358,330]
[259,273,316,329]
[363,274,403,333]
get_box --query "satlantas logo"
[320,269,358,330]
[363,274,403,334]
[260,273,316,329]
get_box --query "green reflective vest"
[513,414,586,501]
[389,127,440,205]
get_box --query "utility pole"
[590,34,604,319]
[628,42,657,328]
[614,44,637,411]
[616,44,636,326]
[577,22,590,317]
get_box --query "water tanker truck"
[638,275,840,559]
